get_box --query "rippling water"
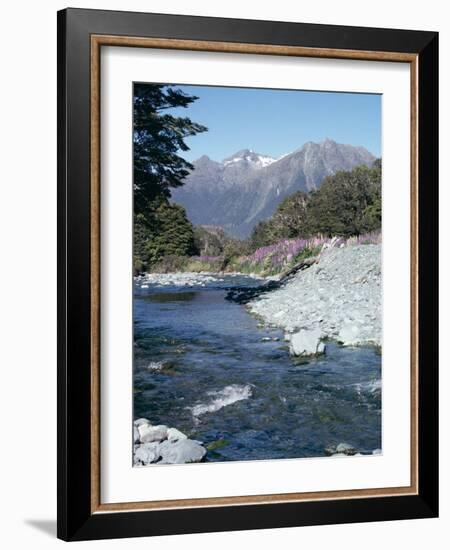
[133,274,381,462]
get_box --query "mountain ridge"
[172,139,376,238]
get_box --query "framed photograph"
[57,8,438,541]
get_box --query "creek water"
[133,274,381,462]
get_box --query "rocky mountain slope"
[172,139,376,238]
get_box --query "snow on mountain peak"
[255,154,277,168]
[222,149,276,169]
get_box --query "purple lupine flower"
[236,231,381,273]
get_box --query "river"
[133,273,381,462]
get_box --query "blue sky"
[166,85,381,162]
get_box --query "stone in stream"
[158,439,207,464]
[288,328,325,357]
[134,442,161,465]
[325,442,358,456]
[138,424,169,443]
[336,442,358,455]
[167,427,188,442]
[133,418,207,465]
[134,418,151,428]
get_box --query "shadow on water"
[143,291,197,303]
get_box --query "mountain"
[171,139,376,238]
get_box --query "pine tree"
[134,198,199,272]
[133,84,207,271]
[134,83,207,214]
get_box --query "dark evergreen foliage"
[134,198,198,273]
[133,84,207,272]
[248,161,381,248]
[307,164,381,237]
[133,83,207,213]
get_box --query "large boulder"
[167,427,188,442]
[325,442,358,456]
[134,442,160,465]
[158,439,207,464]
[134,418,151,428]
[138,424,168,443]
[289,329,325,357]
[133,419,207,465]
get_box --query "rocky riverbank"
[134,418,207,466]
[248,243,381,350]
[135,271,264,289]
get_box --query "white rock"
[167,427,188,442]
[134,418,151,428]
[134,442,161,465]
[336,442,357,455]
[289,329,325,357]
[138,424,168,443]
[158,439,206,464]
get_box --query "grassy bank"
[149,231,381,277]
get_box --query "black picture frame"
[57,7,438,541]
